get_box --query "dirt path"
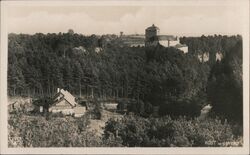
[87,109,123,137]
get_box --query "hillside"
[8,32,243,122]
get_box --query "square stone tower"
[145,24,160,47]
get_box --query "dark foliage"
[103,115,242,147]
[207,40,243,123]
[8,33,242,121]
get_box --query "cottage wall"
[74,106,86,117]
[104,103,118,110]
[49,99,74,115]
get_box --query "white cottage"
[49,88,86,117]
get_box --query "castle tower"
[145,24,160,47]
[120,31,123,38]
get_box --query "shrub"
[103,115,242,147]
[9,112,242,147]
[8,124,23,147]
[8,113,101,147]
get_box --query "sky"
[5,0,249,36]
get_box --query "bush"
[8,113,101,147]
[8,124,23,147]
[9,112,242,147]
[126,100,154,117]
[103,115,242,147]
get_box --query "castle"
[120,24,188,53]
[145,24,188,53]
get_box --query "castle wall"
[169,40,180,47]
[177,46,188,53]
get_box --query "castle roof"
[158,35,177,41]
[175,43,187,48]
[146,24,160,31]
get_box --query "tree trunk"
[13,87,16,96]
[85,85,88,98]
[79,81,82,98]
[91,87,94,98]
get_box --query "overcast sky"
[6,0,248,36]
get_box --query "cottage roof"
[53,89,77,107]
[60,89,77,106]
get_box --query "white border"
[0,0,249,154]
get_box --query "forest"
[7,31,244,147]
[8,32,243,122]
